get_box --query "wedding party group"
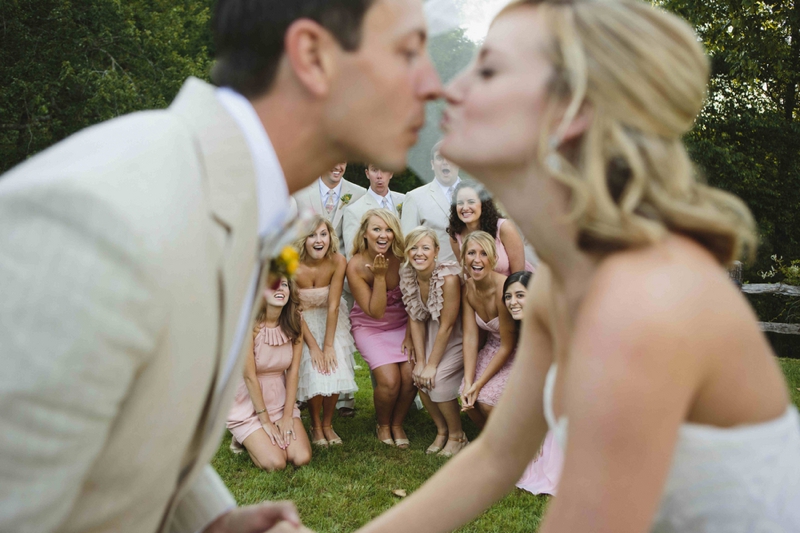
[2,0,799,532]
[227,152,561,495]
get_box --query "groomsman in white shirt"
[292,162,366,254]
[342,164,406,257]
[400,141,461,262]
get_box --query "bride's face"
[440,7,553,175]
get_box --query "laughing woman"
[347,209,416,448]
[400,227,468,457]
[227,277,311,471]
[294,216,358,447]
[458,232,517,430]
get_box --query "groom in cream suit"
[292,163,366,255]
[342,164,406,257]
[400,142,460,262]
[0,1,442,532]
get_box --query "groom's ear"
[283,19,339,98]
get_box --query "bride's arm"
[357,271,554,533]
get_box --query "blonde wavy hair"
[497,0,756,265]
[461,231,498,272]
[403,226,440,267]
[350,209,405,259]
[294,215,339,262]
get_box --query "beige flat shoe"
[426,432,449,455]
[323,425,343,445]
[310,426,328,447]
[438,434,469,458]
[391,425,409,449]
[377,425,395,446]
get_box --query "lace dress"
[296,286,358,401]
[544,364,800,530]
[350,285,409,370]
[459,313,515,406]
[400,261,464,402]
[227,325,301,444]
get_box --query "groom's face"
[326,0,441,173]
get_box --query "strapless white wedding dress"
[543,365,800,532]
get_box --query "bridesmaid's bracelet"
[255,408,267,415]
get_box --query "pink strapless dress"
[349,285,408,370]
[516,431,563,496]
[459,313,514,406]
[456,218,535,276]
[227,325,301,445]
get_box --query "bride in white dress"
[357,0,800,532]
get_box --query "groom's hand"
[204,502,301,533]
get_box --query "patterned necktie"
[381,197,389,210]
[325,190,336,215]
[446,186,455,203]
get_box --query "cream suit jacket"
[400,180,456,263]
[292,179,366,254]
[341,190,406,257]
[0,78,267,533]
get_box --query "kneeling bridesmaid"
[227,277,312,471]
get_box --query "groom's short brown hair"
[212,0,376,98]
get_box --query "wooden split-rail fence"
[729,262,800,335]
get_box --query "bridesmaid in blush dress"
[346,209,416,448]
[227,277,312,471]
[400,227,467,457]
[447,179,534,276]
[458,232,517,428]
[502,271,563,496]
[294,216,358,447]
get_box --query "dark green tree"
[1,0,214,174]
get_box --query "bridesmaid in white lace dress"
[400,227,467,457]
[294,216,358,447]
[357,1,800,532]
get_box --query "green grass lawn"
[213,357,800,532]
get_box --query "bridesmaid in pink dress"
[227,277,312,471]
[400,227,468,457]
[346,209,416,448]
[458,232,517,427]
[447,179,534,276]
[502,271,563,496]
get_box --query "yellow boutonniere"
[269,245,299,288]
[396,203,403,217]
[340,193,353,205]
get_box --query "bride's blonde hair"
[499,0,756,265]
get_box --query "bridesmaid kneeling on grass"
[294,216,359,447]
[347,209,416,448]
[400,227,468,457]
[227,277,312,471]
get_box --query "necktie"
[325,190,336,215]
[381,197,389,210]
[446,186,455,203]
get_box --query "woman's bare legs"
[285,418,313,467]
[308,395,326,444]
[321,393,341,443]
[438,399,468,456]
[419,390,449,452]
[390,363,417,447]
[465,405,487,429]
[242,430,288,471]
[373,364,402,443]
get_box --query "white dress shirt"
[368,187,394,211]
[436,177,461,205]
[216,87,289,237]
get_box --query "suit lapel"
[429,181,450,216]
[332,180,354,227]
[310,182,325,216]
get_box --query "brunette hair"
[447,180,502,241]
[294,215,339,262]
[503,270,533,333]
[253,277,302,342]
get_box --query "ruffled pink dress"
[459,314,515,406]
[400,261,464,402]
[227,325,301,445]
[350,285,408,370]
[516,431,563,496]
[456,218,535,276]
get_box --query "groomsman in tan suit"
[400,142,461,262]
[342,164,406,257]
[292,163,366,255]
[0,1,442,532]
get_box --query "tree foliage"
[659,0,800,275]
[1,0,214,174]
